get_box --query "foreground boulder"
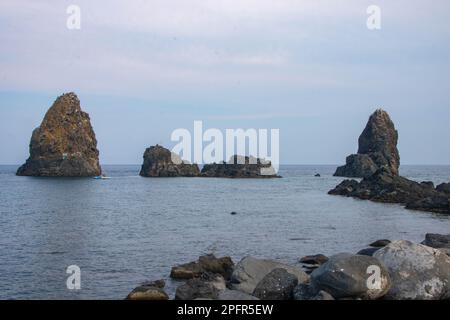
[170,254,234,280]
[374,240,450,300]
[310,253,391,300]
[329,168,450,214]
[140,145,200,177]
[201,155,279,178]
[253,268,298,300]
[17,93,101,177]
[293,284,335,300]
[230,256,309,294]
[334,109,400,178]
[175,276,223,300]
[126,280,169,300]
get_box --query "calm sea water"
[0,164,449,300]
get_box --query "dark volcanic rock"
[369,239,391,248]
[436,183,450,194]
[299,254,329,265]
[17,93,101,177]
[422,233,450,249]
[356,248,380,257]
[253,268,298,300]
[329,168,450,214]
[175,277,220,300]
[357,247,380,256]
[334,109,400,178]
[201,155,279,178]
[170,254,234,280]
[139,145,200,177]
[230,256,309,294]
[293,284,335,300]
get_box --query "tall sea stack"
[16,92,102,177]
[334,109,400,178]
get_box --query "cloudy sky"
[0,0,449,165]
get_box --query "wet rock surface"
[329,168,450,214]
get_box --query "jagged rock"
[126,280,169,300]
[139,145,200,177]
[334,109,400,178]
[310,253,391,300]
[201,155,280,178]
[374,240,450,300]
[253,268,298,300]
[436,183,450,194]
[170,254,234,280]
[218,289,259,300]
[230,256,309,294]
[329,168,450,214]
[17,93,101,177]
[299,254,329,265]
[369,239,391,247]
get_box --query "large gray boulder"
[253,268,298,300]
[310,253,391,300]
[374,240,450,300]
[230,256,309,294]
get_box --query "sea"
[0,164,449,299]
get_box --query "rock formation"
[16,93,101,177]
[139,145,200,177]
[201,155,279,178]
[334,109,400,178]
[329,168,450,214]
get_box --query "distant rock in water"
[16,93,101,177]
[201,155,279,178]
[329,168,450,214]
[139,145,200,177]
[334,109,400,178]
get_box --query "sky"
[0,0,449,165]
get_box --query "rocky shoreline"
[127,233,450,300]
[331,109,450,215]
